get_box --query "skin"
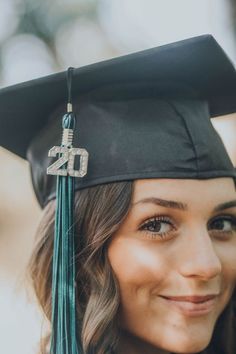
[108,178,236,354]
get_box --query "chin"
[161,333,212,354]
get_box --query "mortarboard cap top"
[0,34,235,158]
[0,34,235,207]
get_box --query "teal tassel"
[50,113,82,354]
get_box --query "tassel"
[48,68,84,354]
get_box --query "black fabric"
[0,35,235,208]
[27,82,235,207]
[0,34,235,158]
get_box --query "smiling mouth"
[159,294,219,316]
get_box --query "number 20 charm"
[47,146,89,177]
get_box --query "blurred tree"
[17,0,98,45]
[0,0,99,79]
[229,0,236,36]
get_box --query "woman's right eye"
[138,216,177,240]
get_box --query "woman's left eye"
[208,215,236,235]
[138,216,176,240]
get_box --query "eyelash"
[139,215,176,240]
[138,214,236,241]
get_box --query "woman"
[30,177,236,354]
[1,35,236,354]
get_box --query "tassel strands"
[48,68,83,354]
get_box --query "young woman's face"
[108,178,236,354]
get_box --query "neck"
[116,330,170,354]
[115,329,207,354]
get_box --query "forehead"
[132,178,236,205]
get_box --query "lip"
[159,294,219,317]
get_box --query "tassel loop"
[62,113,76,147]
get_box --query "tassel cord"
[50,113,82,354]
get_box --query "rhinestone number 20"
[47,146,89,177]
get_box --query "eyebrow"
[132,197,187,210]
[132,198,236,212]
[213,200,236,212]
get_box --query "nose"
[179,227,222,280]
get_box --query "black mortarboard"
[1,34,236,208]
[0,34,236,354]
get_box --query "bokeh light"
[55,18,116,68]
[1,34,55,85]
[0,0,19,44]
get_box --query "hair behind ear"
[28,181,133,354]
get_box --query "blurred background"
[0,1,235,353]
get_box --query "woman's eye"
[139,216,176,240]
[209,216,236,236]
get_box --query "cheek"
[218,243,236,291]
[107,238,169,297]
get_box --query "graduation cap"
[0,35,236,354]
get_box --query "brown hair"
[28,181,133,354]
